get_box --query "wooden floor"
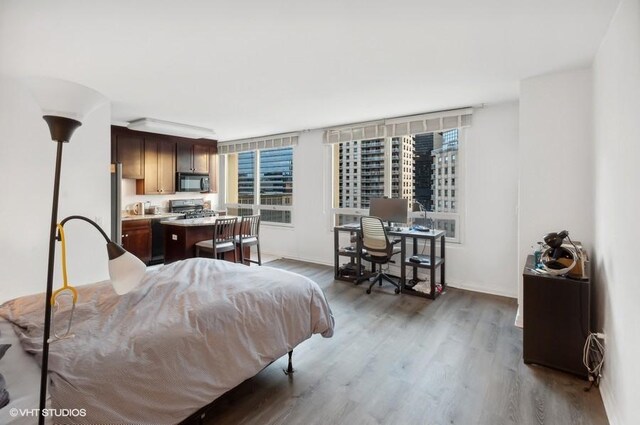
[203,259,608,425]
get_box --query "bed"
[0,258,334,424]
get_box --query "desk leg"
[412,237,418,283]
[400,236,406,290]
[430,236,436,298]
[334,229,339,279]
[356,232,363,284]
[440,234,446,290]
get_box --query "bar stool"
[235,215,262,266]
[195,217,238,262]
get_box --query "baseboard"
[273,254,518,300]
[265,253,334,267]
[599,376,619,425]
[514,305,523,328]
[447,280,517,300]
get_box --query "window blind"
[324,107,472,144]
[219,132,299,154]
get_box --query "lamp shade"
[108,250,147,295]
[23,77,107,123]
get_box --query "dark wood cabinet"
[523,255,590,379]
[112,128,144,179]
[177,142,210,174]
[136,138,176,194]
[122,219,151,264]
[163,221,248,264]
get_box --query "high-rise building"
[430,129,458,236]
[233,148,293,222]
[391,136,415,206]
[413,133,434,210]
[337,137,414,210]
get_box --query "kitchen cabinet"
[136,137,176,194]
[122,219,151,264]
[112,128,144,179]
[177,142,210,174]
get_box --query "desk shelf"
[404,255,444,269]
[402,283,443,299]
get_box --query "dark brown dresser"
[523,255,590,379]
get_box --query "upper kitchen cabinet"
[176,141,211,174]
[112,127,144,179]
[111,125,217,195]
[136,137,176,195]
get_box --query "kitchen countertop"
[122,212,185,221]
[160,216,238,227]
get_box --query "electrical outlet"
[172,234,178,241]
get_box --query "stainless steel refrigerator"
[110,163,122,244]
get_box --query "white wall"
[121,179,220,214]
[257,102,520,298]
[516,68,594,325]
[0,77,111,303]
[259,129,335,265]
[592,0,640,423]
[445,102,519,297]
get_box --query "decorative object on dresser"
[25,77,146,425]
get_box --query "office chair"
[195,217,238,262]
[360,216,402,294]
[235,214,262,266]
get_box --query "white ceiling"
[0,0,620,140]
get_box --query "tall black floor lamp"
[28,78,146,425]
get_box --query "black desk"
[333,225,446,299]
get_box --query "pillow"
[0,343,10,409]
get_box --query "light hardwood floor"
[203,259,609,425]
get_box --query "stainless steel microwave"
[176,173,210,192]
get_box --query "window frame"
[331,129,465,243]
[224,147,294,227]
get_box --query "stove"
[183,209,217,219]
[169,199,217,219]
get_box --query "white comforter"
[0,258,334,424]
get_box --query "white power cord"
[583,332,605,386]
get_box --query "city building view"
[226,147,293,223]
[334,129,459,236]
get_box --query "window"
[225,147,293,224]
[332,128,463,241]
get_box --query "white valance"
[219,132,299,154]
[324,107,473,144]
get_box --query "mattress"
[0,317,50,425]
[0,258,334,424]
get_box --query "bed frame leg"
[284,350,294,375]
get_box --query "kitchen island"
[161,216,250,264]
